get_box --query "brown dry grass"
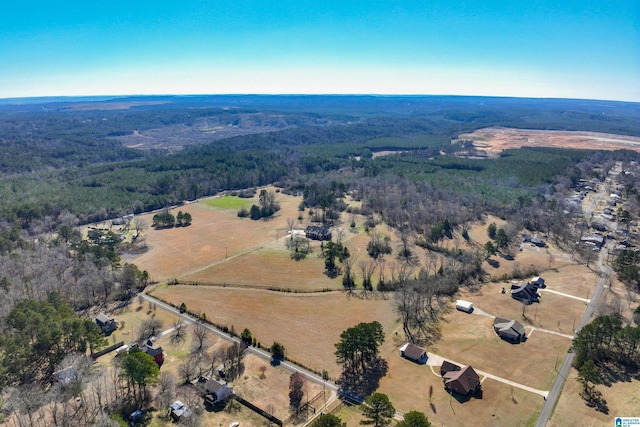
[460,282,588,335]
[233,353,325,421]
[151,285,398,377]
[377,355,543,427]
[548,368,640,427]
[132,188,302,282]
[433,311,570,390]
[183,246,340,289]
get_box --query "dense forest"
[1,95,639,235]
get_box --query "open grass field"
[150,285,398,377]
[131,188,301,282]
[203,195,253,210]
[548,369,640,427]
[183,245,340,289]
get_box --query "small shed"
[456,300,473,313]
[399,343,427,364]
[170,401,191,420]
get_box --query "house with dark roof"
[440,360,461,377]
[201,377,234,406]
[493,317,526,343]
[95,313,117,334]
[305,225,332,241]
[441,364,481,396]
[530,237,546,247]
[510,283,540,305]
[398,343,427,364]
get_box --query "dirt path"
[538,288,590,303]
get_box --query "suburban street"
[534,169,615,427]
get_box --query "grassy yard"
[203,195,253,210]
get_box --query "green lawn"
[203,195,252,210]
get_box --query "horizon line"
[1,93,638,105]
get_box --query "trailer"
[456,300,473,313]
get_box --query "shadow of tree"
[598,361,638,387]
[342,357,389,397]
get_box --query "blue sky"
[1,1,638,101]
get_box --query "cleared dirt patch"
[151,285,398,377]
[459,127,640,156]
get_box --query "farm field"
[150,285,398,377]
[132,189,301,283]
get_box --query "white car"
[229,423,239,427]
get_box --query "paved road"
[534,171,615,426]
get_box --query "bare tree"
[224,342,246,380]
[179,355,199,384]
[191,322,209,353]
[171,320,186,344]
[133,218,147,237]
[157,371,176,410]
[286,218,296,241]
[358,260,378,292]
[138,317,164,340]
[6,384,46,427]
